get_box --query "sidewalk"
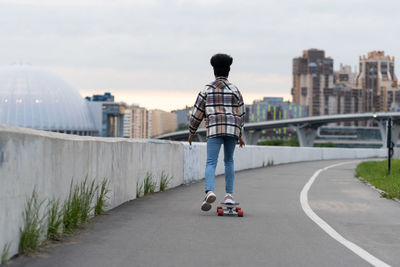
[10,160,400,267]
[309,161,400,266]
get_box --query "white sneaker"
[201,191,216,211]
[224,193,235,205]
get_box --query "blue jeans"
[205,136,237,194]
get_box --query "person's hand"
[239,137,245,148]
[188,134,194,146]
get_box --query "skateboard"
[216,203,244,217]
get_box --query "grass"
[262,160,274,167]
[136,180,143,198]
[62,180,81,232]
[258,137,337,147]
[17,178,111,256]
[19,189,46,255]
[314,142,337,147]
[79,178,97,223]
[63,178,110,232]
[137,171,170,197]
[47,199,63,241]
[143,172,157,195]
[94,178,110,216]
[356,159,400,199]
[159,171,171,192]
[1,242,11,264]
[258,137,299,147]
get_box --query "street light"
[387,117,394,174]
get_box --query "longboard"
[216,203,244,217]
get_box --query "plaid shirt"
[189,77,245,139]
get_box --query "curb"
[356,176,400,204]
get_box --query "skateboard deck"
[217,203,244,217]
[220,202,240,206]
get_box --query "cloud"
[46,65,290,111]
[1,0,400,109]
[0,0,158,7]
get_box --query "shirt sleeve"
[189,90,207,134]
[237,90,245,137]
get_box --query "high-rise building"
[123,106,150,139]
[249,97,308,122]
[123,108,132,137]
[248,97,308,137]
[149,109,177,137]
[86,92,125,137]
[334,65,362,116]
[335,64,357,88]
[85,92,114,102]
[292,49,334,116]
[356,51,400,112]
[172,106,192,130]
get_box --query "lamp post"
[387,117,393,174]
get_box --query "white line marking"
[300,161,391,267]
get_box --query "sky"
[1,0,400,111]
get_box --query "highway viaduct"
[156,112,400,147]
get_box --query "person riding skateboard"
[188,53,245,211]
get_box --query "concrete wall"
[0,125,184,259]
[0,125,386,259]
[182,143,387,184]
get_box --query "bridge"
[156,112,400,147]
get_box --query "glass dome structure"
[0,65,96,135]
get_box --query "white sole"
[201,193,216,211]
[206,194,216,203]
[201,202,212,211]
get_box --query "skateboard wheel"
[238,210,244,217]
[235,207,241,212]
[217,209,224,216]
[217,206,223,211]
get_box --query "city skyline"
[2,0,400,111]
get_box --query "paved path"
[10,160,400,267]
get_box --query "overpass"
[156,112,400,147]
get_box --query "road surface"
[10,159,400,267]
